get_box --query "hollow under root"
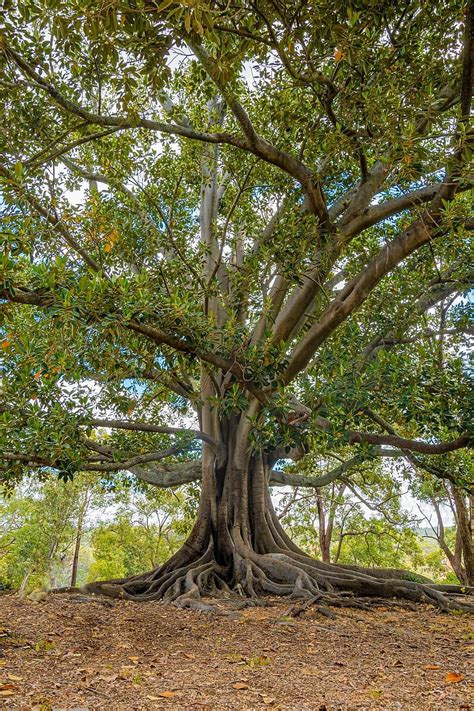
[81,547,474,616]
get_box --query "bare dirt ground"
[0,594,472,710]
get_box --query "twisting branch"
[82,445,185,471]
[130,461,202,488]
[3,446,186,472]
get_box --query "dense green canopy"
[1,0,472,492]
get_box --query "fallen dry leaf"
[424,664,441,670]
[262,696,276,704]
[445,672,465,684]
[0,690,15,697]
[232,682,249,690]
[157,690,178,698]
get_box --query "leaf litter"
[0,594,471,709]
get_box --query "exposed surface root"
[82,546,474,614]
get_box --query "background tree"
[0,0,472,612]
[89,483,197,581]
[276,457,426,573]
[0,474,105,591]
[413,464,474,586]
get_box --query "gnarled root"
[81,544,474,615]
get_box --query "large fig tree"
[1,0,472,611]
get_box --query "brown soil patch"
[0,594,472,710]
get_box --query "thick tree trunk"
[83,411,474,612]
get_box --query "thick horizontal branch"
[4,428,467,486]
[361,409,469,487]
[88,418,219,450]
[3,444,184,473]
[130,457,365,489]
[285,402,472,457]
[270,455,365,488]
[2,453,56,467]
[346,432,470,455]
[81,445,185,471]
[341,184,441,237]
[130,461,202,488]
[132,448,404,489]
[0,286,53,306]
